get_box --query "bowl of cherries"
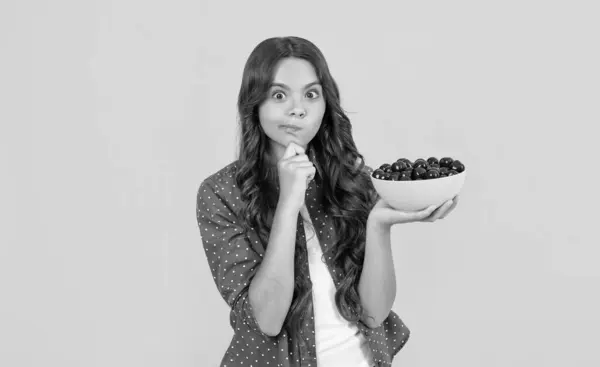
[368,157,466,212]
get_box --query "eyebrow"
[270,81,321,90]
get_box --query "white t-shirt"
[300,205,375,367]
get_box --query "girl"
[196,36,458,367]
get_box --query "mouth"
[280,124,302,132]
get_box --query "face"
[258,57,326,163]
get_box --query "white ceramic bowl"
[370,169,466,212]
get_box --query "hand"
[277,142,316,212]
[368,195,460,227]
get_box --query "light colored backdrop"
[2,0,599,366]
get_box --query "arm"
[248,200,299,336]
[196,178,298,338]
[357,160,396,328]
[358,218,397,328]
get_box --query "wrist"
[276,199,302,215]
[367,216,391,233]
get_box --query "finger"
[431,199,454,221]
[291,161,315,168]
[282,142,305,160]
[298,166,316,182]
[281,143,298,160]
[439,196,459,219]
[287,154,310,163]
[439,196,458,219]
[298,166,316,175]
[419,203,444,222]
[307,168,316,182]
[414,205,438,222]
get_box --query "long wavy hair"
[234,36,376,344]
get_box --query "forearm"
[248,201,298,336]
[358,218,397,328]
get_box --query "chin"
[277,134,306,149]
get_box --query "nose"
[289,97,306,118]
[289,108,306,118]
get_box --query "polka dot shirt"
[196,161,411,367]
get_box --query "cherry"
[450,160,465,173]
[413,160,428,170]
[379,163,393,173]
[372,169,386,179]
[439,157,454,168]
[412,167,427,180]
[425,169,441,179]
[371,156,466,181]
[427,157,439,165]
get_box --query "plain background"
[1,0,599,366]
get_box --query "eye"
[306,90,320,99]
[271,91,286,100]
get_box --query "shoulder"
[201,160,239,186]
[197,160,241,206]
[198,160,241,193]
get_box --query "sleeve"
[196,177,273,338]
